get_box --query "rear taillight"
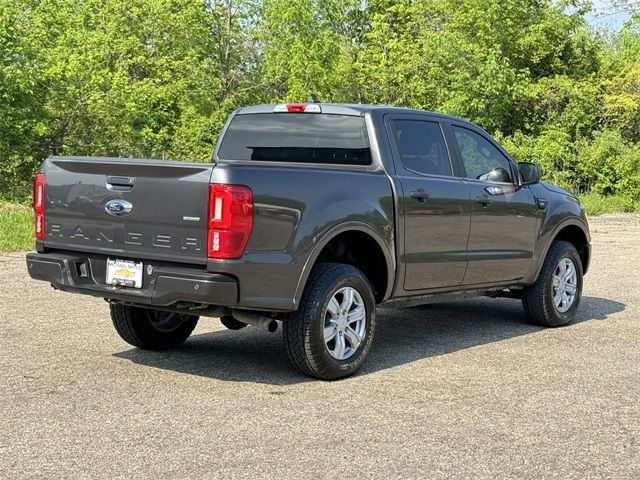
[207,184,253,259]
[33,173,45,240]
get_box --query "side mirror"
[518,162,541,185]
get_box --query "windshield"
[217,113,371,166]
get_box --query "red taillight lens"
[207,184,253,259]
[33,173,45,240]
[286,104,306,112]
[273,103,322,113]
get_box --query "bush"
[578,193,640,215]
[501,127,575,190]
[574,130,640,200]
[502,128,640,205]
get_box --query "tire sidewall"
[310,269,376,378]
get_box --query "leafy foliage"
[0,0,638,207]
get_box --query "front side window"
[390,119,452,176]
[453,126,513,183]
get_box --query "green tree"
[258,0,363,101]
[0,0,638,207]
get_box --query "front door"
[449,124,539,285]
[386,116,471,291]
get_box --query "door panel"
[386,116,471,291]
[449,124,539,285]
[463,181,538,284]
[401,177,471,290]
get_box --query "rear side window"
[390,119,452,176]
[218,113,371,165]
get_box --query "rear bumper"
[26,252,238,307]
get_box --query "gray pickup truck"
[26,103,591,379]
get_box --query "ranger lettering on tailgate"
[48,223,202,251]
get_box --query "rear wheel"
[283,263,376,380]
[110,304,198,350]
[522,241,583,327]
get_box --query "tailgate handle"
[106,176,135,189]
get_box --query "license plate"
[106,258,143,288]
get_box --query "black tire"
[522,240,583,327]
[110,304,198,350]
[283,263,376,380]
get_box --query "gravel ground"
[1,215,638,479]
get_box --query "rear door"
[43,157,213,264]
[448,124,538,284]
[386,115,470,291]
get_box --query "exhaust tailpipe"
[231,310,278,333]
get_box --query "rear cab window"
[218,113,371,166]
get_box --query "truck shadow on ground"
[113,296,625,385]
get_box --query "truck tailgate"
[42,156,213,265]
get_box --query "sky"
[585,1,635,31]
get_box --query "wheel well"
[553,225,590,273]
[314,231,388,303]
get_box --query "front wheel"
[522,241,583,327]
[110,304,198,350]
[283,263,376,380]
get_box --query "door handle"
[410,189,430,202]
[475,196,492,207]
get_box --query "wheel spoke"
[324,324,337,342]
[327,297,340,318]
[347,305,365,325]
[340,288,354,313]
[554,290,563,308]
[344,327,362,350]
[561,292,569,309]
[333,333,346,359]
[564,262,574,281]
[565,283,576,295]
[552,276,561,288]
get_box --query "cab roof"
[235,103,469,124]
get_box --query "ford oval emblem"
[105,199,133,216]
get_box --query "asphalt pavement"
[1,215,638,479]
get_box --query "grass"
[0,201,34,251]
[578,193,640,215]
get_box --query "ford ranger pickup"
[26,103,591,379]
